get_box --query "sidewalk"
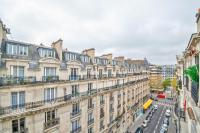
[127,107,152,133]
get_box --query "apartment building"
[161,65,175,80]
[176,9,200,132]
[0,20,150,133]
[149,65,162,89]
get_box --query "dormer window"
[65,53,78,61]
[6,43,28,56]
[80,55,90,63]
[38,48,55,58]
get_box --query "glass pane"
[12,120,19,132]
[11,92,18,108]
[19,91,25,107]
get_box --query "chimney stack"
[52,39,63,61]
[82,48,95,58]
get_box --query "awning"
[143,99,153,110]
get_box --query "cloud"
[0,0,200,64]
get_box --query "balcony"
[110,108,114,112]
[70,126,81,133]
[100,112,104,119]
[110,96,114,102]
[82,75,97,80]
[100,100,105,105]
[117,104,121,109]
[71,110,81,119]
[71,92,80,98]
[42,76,59,82]
[100,125,105,131]
[44,118,60,130]
[0,76,36,86]
[88,104,94,110]
[69,75,81,81]
[88,118,94,126]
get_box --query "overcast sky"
[0,0,200,64]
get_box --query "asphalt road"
[143,105,166,133]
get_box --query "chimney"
[82,48,95,58]
[52,39,63,61]
[101,53,112,60]
[196,8,200,33]
[114,56,124,62]
[0,20,8,46]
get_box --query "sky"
[0,0,200,65]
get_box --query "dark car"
[135,127,143,133]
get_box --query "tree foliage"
[184,65,199,83]
[162,78,171,89]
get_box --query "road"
[143,105,166,133]
[128,98,176,133]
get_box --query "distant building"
[149,65,162,89]
[161,65,176,80]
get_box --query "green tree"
[184,65,199,83]
[162,78,171,89]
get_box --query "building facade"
[149,65,162,90]
[176,9,200,133]
[0,20,150,133]
[161,65,175,80]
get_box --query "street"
[129,98,176,133]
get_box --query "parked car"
[142,121,148,128]
[165,110,171,117]
[160,127,167,133]
[135,127,143,133]
[163,117,169,125]
[154,105,158,110]
[161,123,168,131]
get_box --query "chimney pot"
[198,8,200,13]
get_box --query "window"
[88,98,93,108]
[65,53,77,61]
[11,91,25,109]
[38,48,55,58]
[87,69,91,77]
[6,43,28,56]
[72,103,80,113]
[99,69,103,77]
[100,95,104,103]
[88,112,93,121]
[81,55,90,62]
[44,67,56,76]
[44,88,57,102]
[11,66,24,77]
[70,68,78,80]
[72,85,79,96]
[12,118,25,133]
[88,83,93,91]
[110,113,113,122]
[72,120,80,131]
[88,127,93,133]
[100,120,104,130]
[45,110,56,122]
[108,70,112,77]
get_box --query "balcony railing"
[70,126,81,133]
[42,76,59,82]
[71,110,81,118]
[88,104,94,110]
[110,108,114,112]
[100,100,105,105]
[44,118,60,130]
[0,76,36,86]
[0,94,71,116]
[82,75,97,80]
[0,78,148,116]
[69,75,81,81]
[100,125,105,131]
[100,112,104,118]
[0,73,148,87]
[88,118,94,126]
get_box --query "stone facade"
[0,20,150,133]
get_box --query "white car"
[166,109,171,114]
[165,112,171,117]
[154,105,158,110]
[142,121,148,128]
